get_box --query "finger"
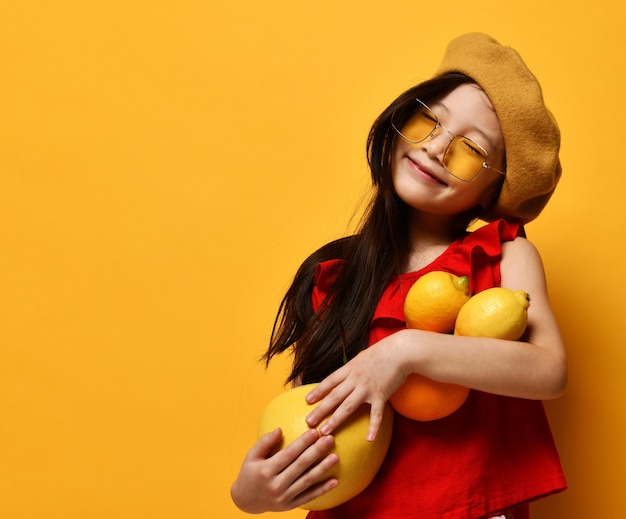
[280,434,337,487]
[270,428,321,472]
[248,428,284,460]
[305,384,353,428]
[293,477,339,509]
[305,370,346,404]
[317,392,363,436]
[365,402,386,442]
[289,456,340,508]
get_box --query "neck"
[403,211,466,273]
[409,210,463,244]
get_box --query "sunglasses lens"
[396,106,437,143]
[444,136,487,181]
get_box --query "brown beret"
[435,33,561,223]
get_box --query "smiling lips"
[407,155,448,186]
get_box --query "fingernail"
[306,428,320,440]
[319,423,331,436]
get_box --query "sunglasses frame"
[391,98,506,182]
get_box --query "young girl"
[231,33,567,519]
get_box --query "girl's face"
[391,84,505,220]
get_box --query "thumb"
[249,428,284,459]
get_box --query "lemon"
[454,287,530,340]
[257,384,394,511]
[403,271,471,333]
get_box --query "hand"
[304,333,411,442]
[230,427,339,513]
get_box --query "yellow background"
[1,1,624,517]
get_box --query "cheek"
[392,139,407,162]
[449,174,499,206]
[491,135,506,170]
[477,176,504,208]
[494,150,506,172]
[390,143,405,180]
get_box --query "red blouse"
[307,220,566,519]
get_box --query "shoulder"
[501,236,542,265]
[500,236,548,291]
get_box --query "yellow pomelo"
[389,374,470,421]
[257,384,394,511]
[454,287,530,340]
[404,271,471,332]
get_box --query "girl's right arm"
[230,427,339,513]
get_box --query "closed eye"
[461,138,486,158]
[420,111,438,124]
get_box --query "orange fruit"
[390,271,471,421]
[455,287,530,340]
[403,271,471,332]
[389,374,470,421]
[257,384,394,511]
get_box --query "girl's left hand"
[304,331,411,442]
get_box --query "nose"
[421,127,451,162]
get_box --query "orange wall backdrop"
[1,1,625,518]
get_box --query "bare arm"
[398,237,567,397]
[305,237,567,440]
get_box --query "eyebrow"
[432,101,497,151]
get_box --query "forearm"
[395,235,569,401]
[394,328,567,400]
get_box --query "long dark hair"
[264,73,485,385]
